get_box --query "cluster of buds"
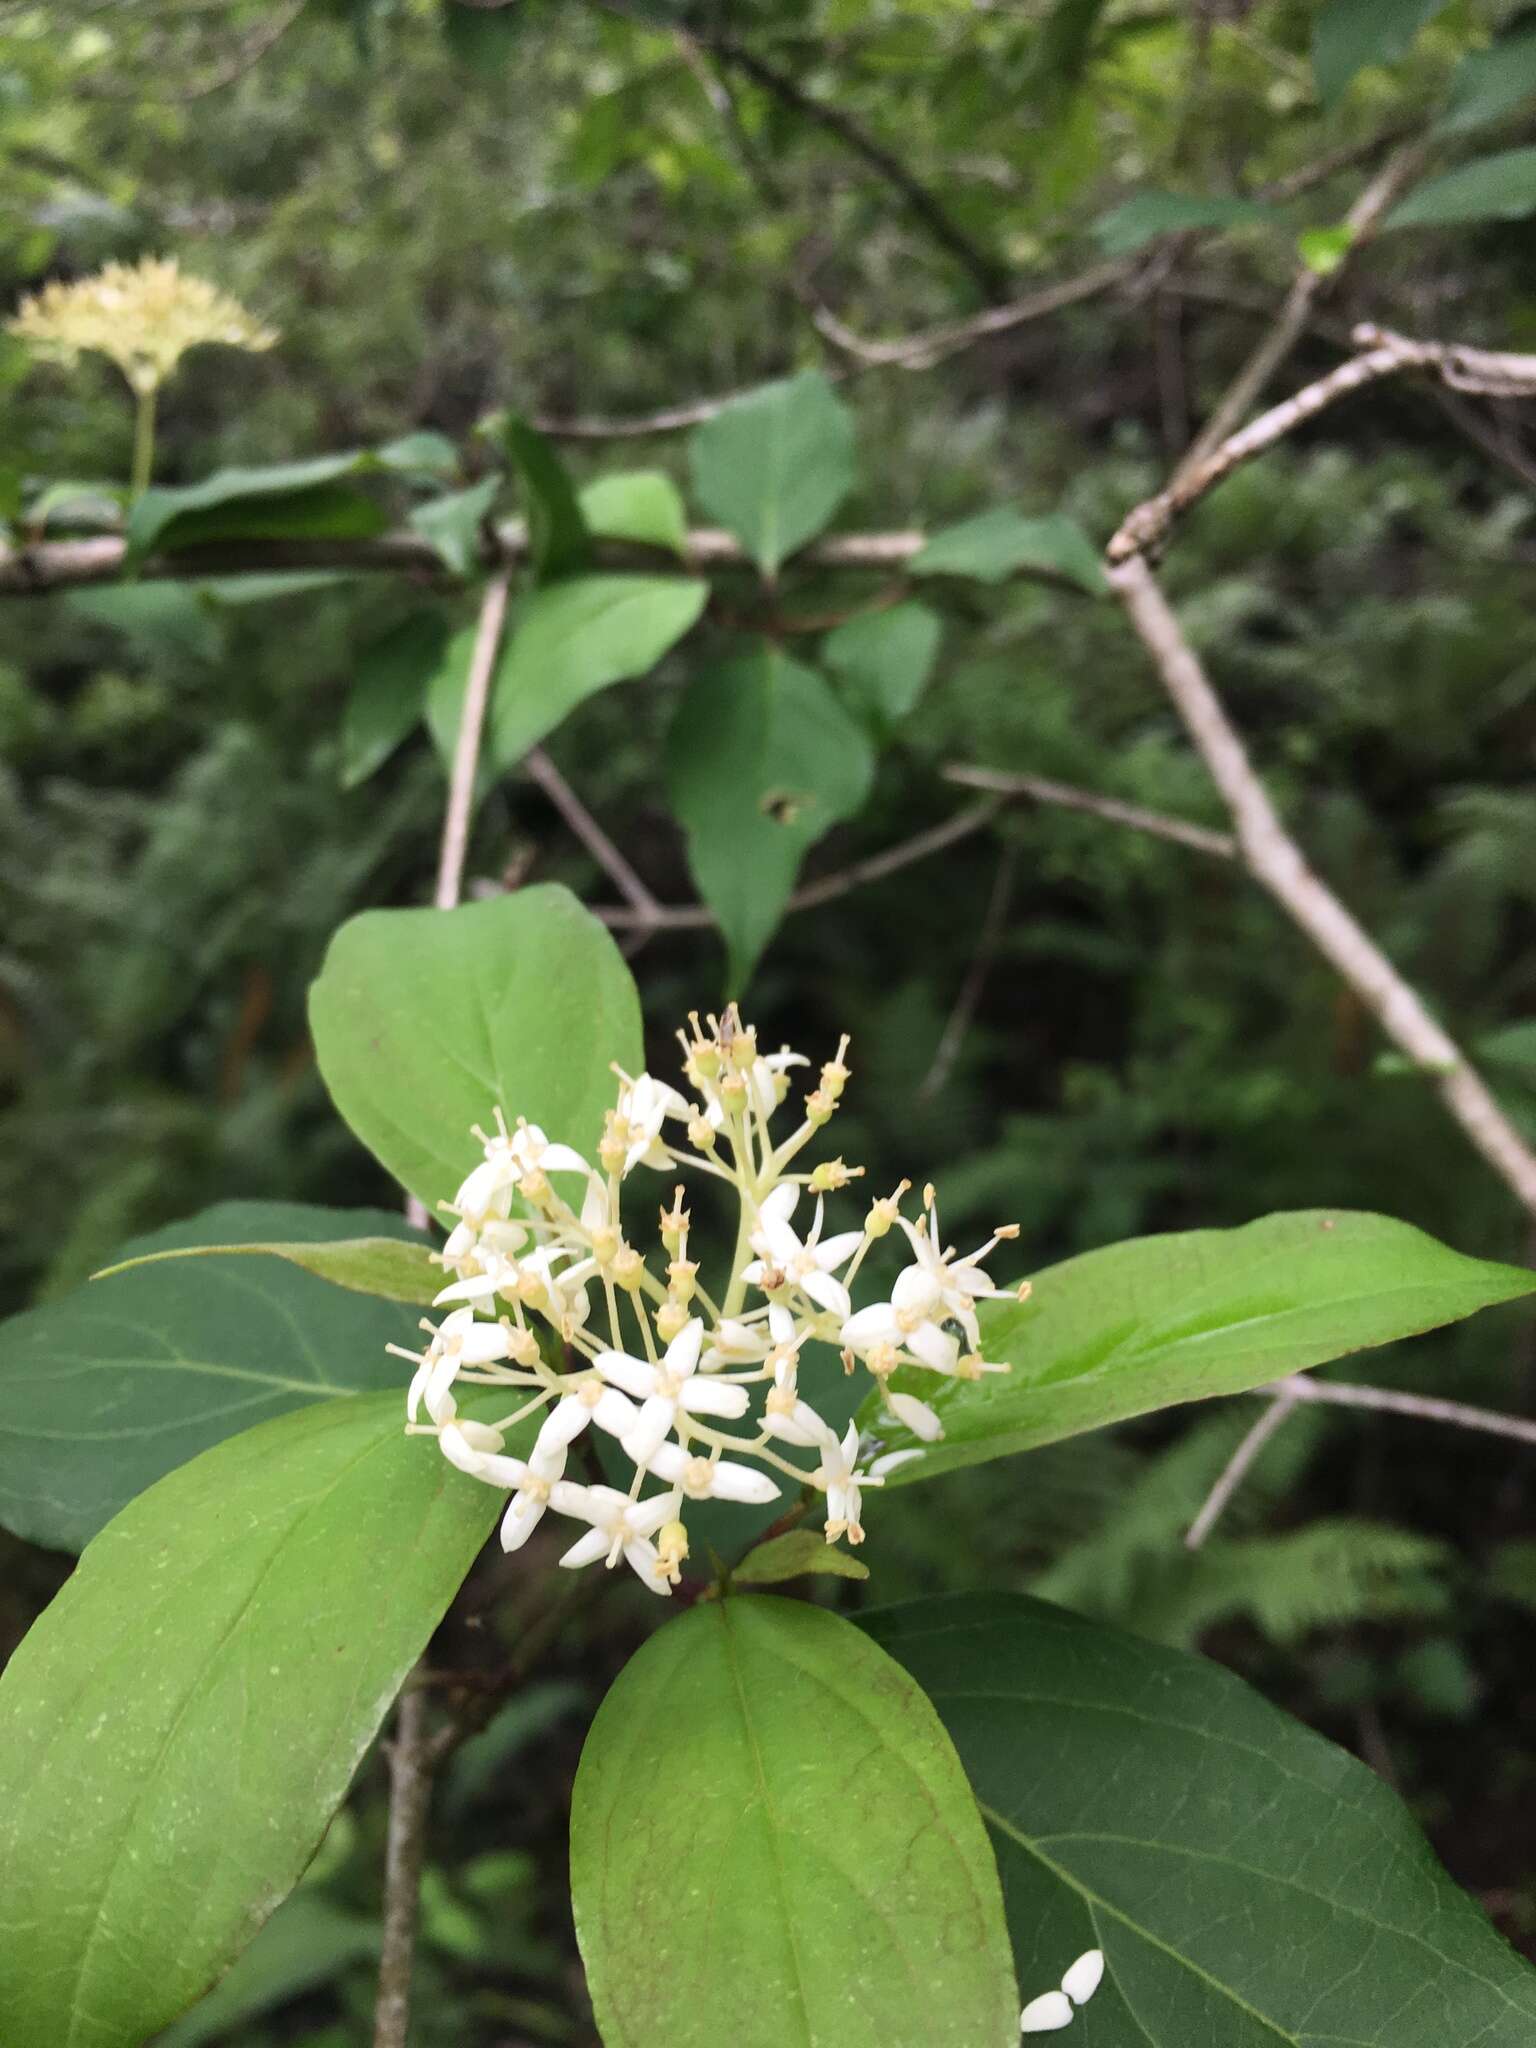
[6,256,276,397]
[390,1010,1029,1595]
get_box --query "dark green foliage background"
[4,2,1536,2041]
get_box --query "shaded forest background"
[4,2,1536,2041]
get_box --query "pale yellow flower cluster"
[6,257,277,396]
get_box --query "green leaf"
[0,1202,427,1554]
[732,1527,870,1585]
[1386,147,1536,228]
[93,1233,441,1306]
[1477,1019,1536,1074]
[153,1895,381,2048]
[65,582,223,662]
[911,507,1105,591]
[494,412,589,580]
[822,601,942,731]
[688,371,856,576]
[1296,223,1355,275]
[442,0,523,72]
[0,1392,503,2048]
[1439,27,1536,135]
[857,1210,1536,1485]
[340,610,449,789]
[1094,192,1277,257]
[667,643,876,989]
[865,1593,1536,2045]
[308,885,642,1211]
[488,573,707,767]
[408,475,499,577]
[570,1596,1017,2048]
[376,428,460,480]
[126,454,388,561]
[1314,0,1450,106]
[578,469,689,553]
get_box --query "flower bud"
[655,1298,690,1343]
[804,1087,835,1128]
[666,1258,698,1304]
[654,1520,689,1584]
[686,1115,717,1152]
[809,1156,862,1193]
[612,1245,645,1294]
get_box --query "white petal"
[906,1319,960,1374]
[591,1387,640,1439]
[812,1229,865,1272]
[441,1221,476,1262]
[758,1181,799,1227]
[539,1142,591,1177]
[739,1259,770,1286]
[663,1318,704,1380]
[459,1323,513,1365]
[765,1400,836,1450]
[887,1392,944,1442]
[1020,1991,1074,2033]
[529,1440,567,1483]
[867,1447,925,1478]
[1060,1950,1104,2007]
[842,1302,902,1350]
[623,1537,672,1592]
[558,1527,611,1570]
[892,1264,943,1317]
[456,1157,511,1218]
[706,1460,781,1505]
[620,1394,677,1467]
[438,1423,497,1478]
[801,1268,851,1319]
[534,1398,591,1457]
[548,1479,600,1520]
[678,1378,749,1420]
[499,1495,546,1551]
[760,1214,804,1267]
[433,1273,502,1306]
[594,1349,657,1400]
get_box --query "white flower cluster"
[391,1009,1028,1595]
[1021,1949,1104,2033]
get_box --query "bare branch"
[1185,1392,1298,1549]
[810,260,1133,371]
[434,574,510,911]
[943,763,1237,858]
[919,844,1018,1099]
[372,1686,437,2048]
[523,745,661,918]
[1264,1373,1536,1448]
[1107,551,1536,1217]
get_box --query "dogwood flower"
[594,1318,750,1465]
[645,1443,781,1504]
[743,1184,864,1318]
[613,1071,692,1173]
[885,1390,944,1441]
[896,1187,1021,1351]
[393,1307,514,1426]
[817,1421,880,1545]
[552,1485,680,1591]
[533,1377,639,1458]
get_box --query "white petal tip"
[1020,1990,1074,2033]
[1060,1949,1104,2006]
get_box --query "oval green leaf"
[858,1210,1536,1484]
[688,371,855,577]
[570,1595,1017,2048]
[308,885,642,1211]
[0,1391,503,2048]
[865,1593,1536,2045]
[0,1201,428,1553]
[92,1232,441,1306]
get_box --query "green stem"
[130,384,157,497]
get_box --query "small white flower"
[645,1443,781,1504]
[1060,1950,1104,2007]
[533,1377,639,1459]
[747,1047,808,1121]
[840,1296,960,1375]
[551,1484,679,1593]
[1020,1990,1074,2033]
[896,1188,1018,1352]
[743,1184,863,1319]
[403,1308,512,1425]
[594,1318,749,1466]
[885,1391,944,1441]
[436,1418,508,1473]
[817,1420,879,1545]
[867,1446,926,1479]
[615,1072,692,1174]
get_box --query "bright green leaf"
[376,429,460,480]
[732,1527,870,1585]
[1094,192,1277,257]
[865,1593,1536,2045]
[1314,0,1450,106]
[494,412,589,580]
[688,371,855,576]
[126,454,388,561]
[408,475,499,577]
[93,1233,441,1306]
[1386,148,1536,229]
[488,573,707,767]
[578,469,689,553]
[0,1202,426,1554]
[857,1210,1536,1485]
[667,643,875,989]
[340,610,449,789]
[1297,223,1355,274]
[911,507,1104,591]
[1439,27,1536,135]
[308,885,642,1211]
[570,1596,1017,2048]
[823,601,942,731]
[0,1393,503,2048]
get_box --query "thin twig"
[523,745,661,917]
[434,573,510,911]
[943,763,1237,858]
[919,843,1018,1099]
[1185,1391,1298,1549]
[1107,551,1536,1217]
[1265,1373,1536,1446]
[809,259,1133,370]
[372,1686,437,2048]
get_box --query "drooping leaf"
[1386,147,1536,229]
[153,1895,381,2048]
[308,885,643,1211]
[667,643,876,989]
[1313,0,1450,107]
[340,610,449,789]
[865,1593,1536,2045]
[732,1527,870,1585]
[822,601,942,732]
[407,475,499,577]
[570,1596,1017,2048]
[375,428,460,480]
[0,1392,504,2048]
[688,371,856,576]
[126,453,388,561]
[0,1202,426,1554]
[93,1233,441,1306]
[1094,192,1278,256]
[1439,27,1536,135]
[911,507,1104,591]
[488,573,707,767]
[578,469,689,553]
[494,412,589,580]
[856,1210,1536,1484]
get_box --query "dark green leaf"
[126,454,388,560]
[912,507,1104,591]
[688,371,856,576]
[578,469,689,553]
[93,1233,441,1306]
[1094,192,1277,256]
[0,1392,503,2048]
[1477,1020,1536,1074]
[1439,28,1536,135]
[488,573,707,767]
[340,610,449,789]
[857,1210,1536,1484]
[1388,147,1536,228]
[442,0,523,73]
[1314,0,1450,106]
[570,1597,1017,2048]
[667,643,876,989]
[822,601,942,731]
[0,1202,426,1554]
[153,1895,381,2048]
[408,475,499,577]
[733,1528,870,1585]
[308,885,642,1211]
[65,582,223,661]
[865,1593,1536,2045]
[495,412,589,579]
